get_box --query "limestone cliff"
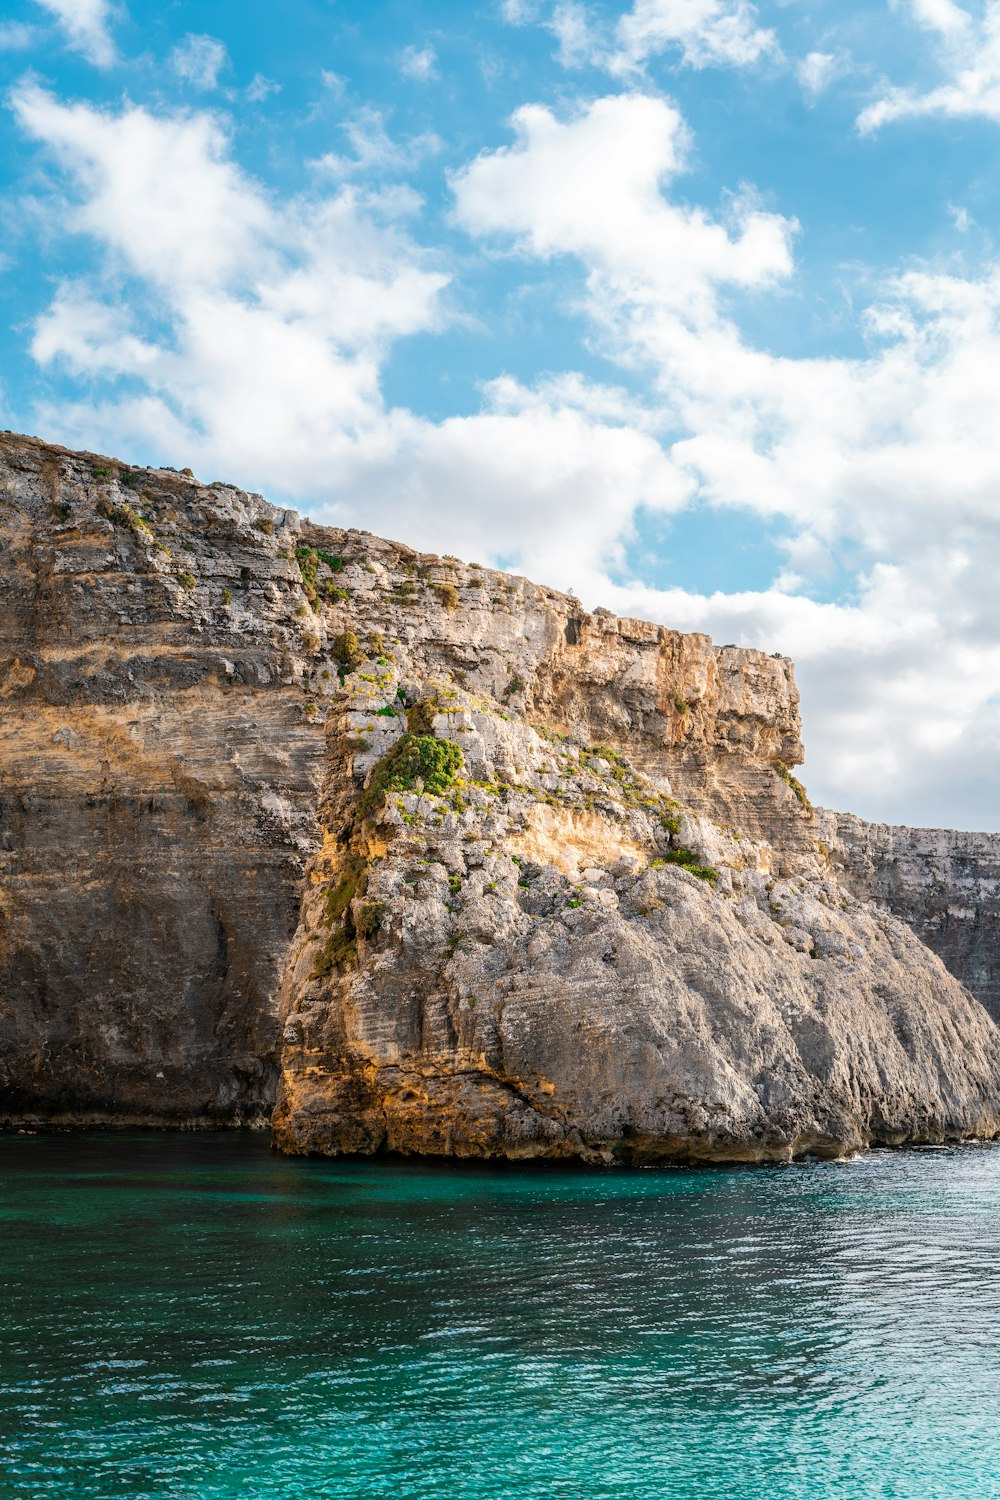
[816,812,1000,1025]
[272,677,1000,1162]
[0,435,326,1123]
[2,430,999,1158]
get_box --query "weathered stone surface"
[273,679,1000,1162]
[2,429,999,1159]
[817,811,1000,1025]
[0,435,327,1124]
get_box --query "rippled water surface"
[2,1134,1000,1499]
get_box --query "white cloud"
[796,50,843,101]
[0,22,36,49]
[500,0,540,21]
[858,0,1000,130]
[500,0,604,68]
[612,0,779,72]
[33,0,117,67]
[171,34,229,91]
[30,285,160,374]
[452,95,796,321]
[548,2,595,67]
[399,43,439,81]
[313,107,443,179]
[910,0,973,39]
[11,86,447,439]
[335,380,689,583]
[500,0,777,73]
[13,83,272,288]
[245,74,281,104]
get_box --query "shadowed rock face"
[0,436,326,1124]
[817,812,1000,1026]
[2,430,999,1157]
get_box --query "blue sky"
[3,0,1000,829]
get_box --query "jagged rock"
[2,430,999,1158]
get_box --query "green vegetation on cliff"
[358,733,464,822]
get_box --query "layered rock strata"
[0,436,327,1123]
[0,432,811,1128]
[2,430,999,1158]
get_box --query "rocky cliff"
[2,430,999,1158]
[0,435,327,1124]
[816,812,1000,1026]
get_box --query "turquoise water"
[2,1136,1000,1500]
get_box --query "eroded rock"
[273,681,1000,1162]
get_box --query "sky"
[1,0,1000,831]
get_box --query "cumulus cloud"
[500,0,539,20]
[796,50,843,101]
[547,3,595,67]
[170,34,230,91]
[501,0,778,73]
[911,0,974,39]
[12,84,273,289]
[334,380,688,583]
[33,0,117,67]
[452,94,796,318]
[313,107,443,179]
[858,0,1000,131]
[612,0,779,72]
[245,74,280,104]
[11,85,443,447]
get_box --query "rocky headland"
[2,430,999,1161]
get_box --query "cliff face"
[2,430,999,1158]
[0,435,327,1123]
[816,813,1000,1026]
[0,432,811,1128]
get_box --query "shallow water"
[1,1133,999,1499]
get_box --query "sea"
[2,1132,998,1499]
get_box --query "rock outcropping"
[272,677,1000,1162]
[2,430,999,1159]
